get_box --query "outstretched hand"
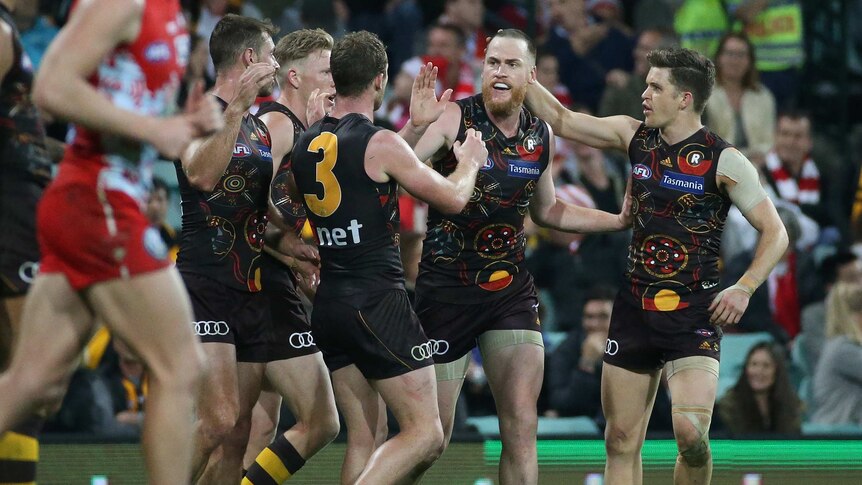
[409,62,452,129]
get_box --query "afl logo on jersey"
[145,41,172,63]
[632,164,652,180]
[233,144,252,158]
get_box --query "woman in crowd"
[705,32,776,165]
[717,341,803,436]
[812,282,862,426]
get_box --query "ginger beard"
[482,78,527,118]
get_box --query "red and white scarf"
[766,151,820,205]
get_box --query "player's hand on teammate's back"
[184,80,224,137]
[453,128,488,169]
[408,62,452,129]
[708,286,751,326]
[307,88,335,126]
[230,63,276,113]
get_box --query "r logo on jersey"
[632,164,652,179]
[677,147,712,176]
[482,157,495,171]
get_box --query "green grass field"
[37,440,862,484]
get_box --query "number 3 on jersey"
[304,132,342,217]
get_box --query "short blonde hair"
[274,28,334,67]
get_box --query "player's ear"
[242,47,256,67]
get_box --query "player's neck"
[277,91,308,127]
[330,95,374,122]
[487,109,521,139]
[212,67,250,114]
[659,113,703,146]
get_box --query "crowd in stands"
[14,0,862,438]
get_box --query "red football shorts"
[37,162,170,290]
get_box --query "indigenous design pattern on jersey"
[0,4,51,188]
[176,105,272,292]
[418,94,550,302]
[258,101,307,234]
[67,0,189,202]
[292,114,403,296]
[626,124,732,311]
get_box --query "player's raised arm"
[399,61,453,148]
[529,124,633,232]
[366,127,486,214]
[525,80,640,152]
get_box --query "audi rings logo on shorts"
[410,339,450,361]
[289,331,315,349]
[605,339,620,356]
[193,321,230,336]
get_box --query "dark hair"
[820,251,858,286]
[488,28,537,64]
[647,47,715,114]
[777,108,811,125]
[331,31,388,97]
[715,32,760,91]
[209,14,278,73]
[274,28,333,68]
[727,342,801,434]
[584,285,617,304]
[151,176,169,194]
[431,22,467,48]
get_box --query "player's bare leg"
[332,365,388,484]
[200,361,264,484]
[601,363,662,485]
[432,353,469,449]
[87,268,205,485]
[266,354,339,457]
[0,275,92,430]
[354,366,443,484]
[481,335,544,485]
[0,296,25,367]
[666,358,718,485]
[191,343,241,482]
[244,387,281,469]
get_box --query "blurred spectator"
[763,111,846,237]
[725,205,821,344]
[274,0,348,37]
[146,177,179,262]
[411,23,476,101]
[101,338,148,436]
[725,0,804,109]
[587,0,630,36]
[705,32,775,165]
[439,0,488,71]
[811,282,862,426]
[14,0,59,71]
[673,0,729,58]
[545,286,616,418]
[854,167,862,245]
[715,341,803,436]
[599,28,677,119]
[800,251,861,382]
[535,49,572,107]
[543,0,635,112]
[342,1,423,79]
[632,0,674,32]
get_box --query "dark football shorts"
[603,291,721,370]
[182,272,268,362]
[414,279,541,364]
[260,256,318,361]
[312,287,433,380]
[0,184,41,297]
